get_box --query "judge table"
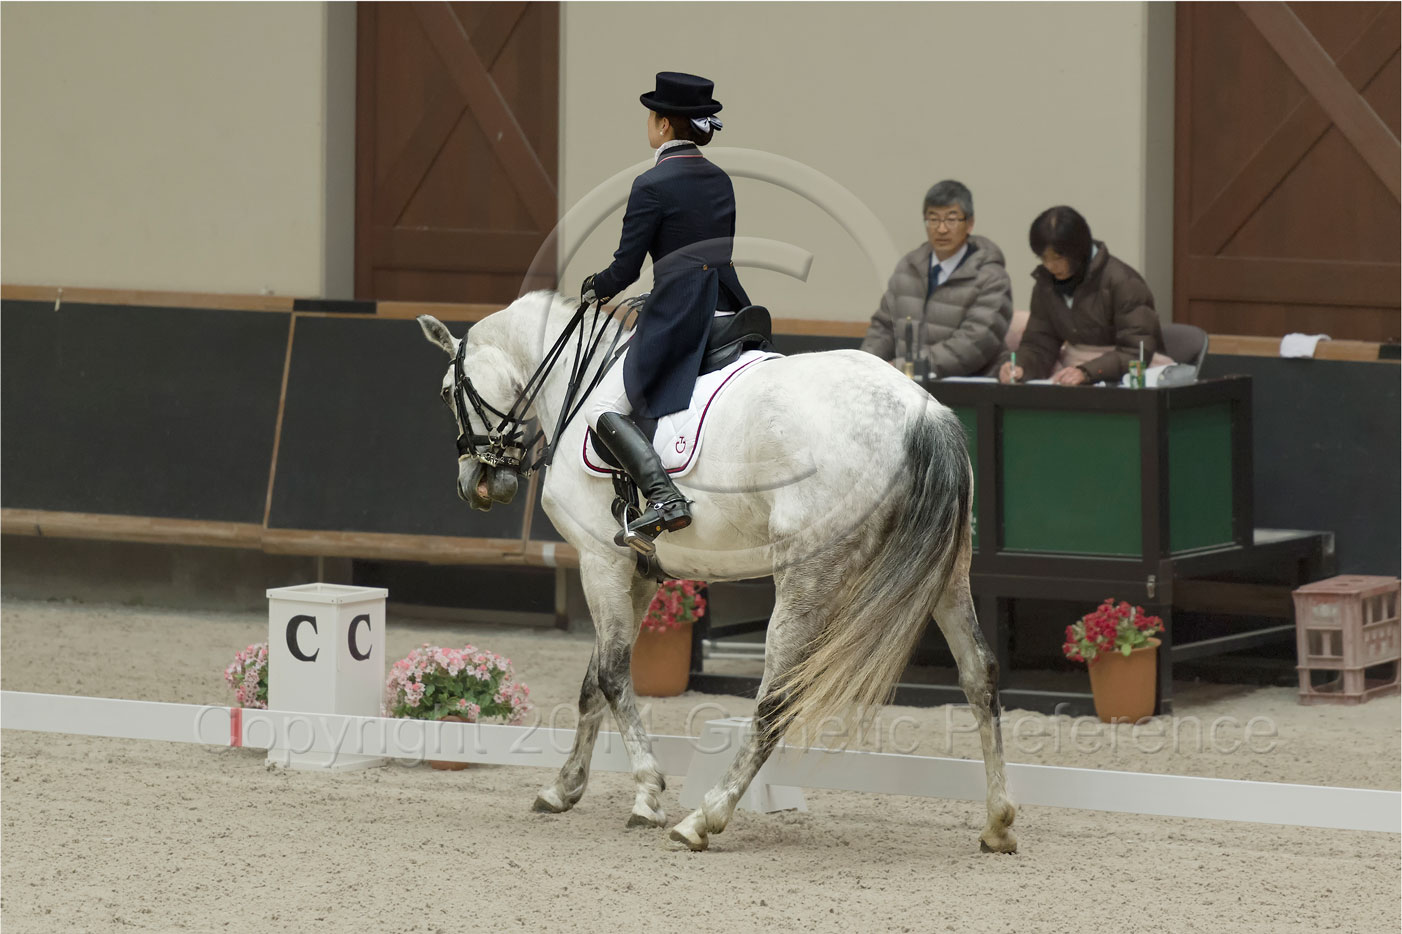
[690,375,1334,715]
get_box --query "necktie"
[929,260,942,296]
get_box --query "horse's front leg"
[603,573,666,827]
[541,554,665,827]
[533,648,605,814]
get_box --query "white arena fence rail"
[3,690,1398,835]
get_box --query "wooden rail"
[0,509,579,569]
[0,284,295,312]
[2,284,872,339]
[6,284,1394,360]
[1209,334,1397,363]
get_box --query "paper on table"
[1119,365,1173,388]
[1280,333,1330,358]
[937,376,998,383]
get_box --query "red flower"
[1062,598,1162,664]
[642,580,708,633]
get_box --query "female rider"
[581,72,750,550]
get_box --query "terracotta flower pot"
[1087,637,1160,723]
[631,621,693,698]
[427,714,472,771]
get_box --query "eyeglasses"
[924,214,967,230]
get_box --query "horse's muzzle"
[457,461,519,511]
[487,467,519,504]
[458,460,493,511]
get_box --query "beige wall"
[1,2,1171,314]
[1,1,356,297]
[561,2,1174,322]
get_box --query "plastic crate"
[1293,575,1400,705]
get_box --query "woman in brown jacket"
[999,206,1171,385]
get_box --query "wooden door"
[355,2,558,303]
[1174,3,1400,340]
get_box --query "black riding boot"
[595,412,692,553]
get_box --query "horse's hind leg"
[933,576,1017,854]
[667,684,795,851]
[669,560,833,851]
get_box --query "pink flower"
[381,643,531,724]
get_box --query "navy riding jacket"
[591,143,750,419]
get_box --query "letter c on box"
[287,614,319,662]
[348,614,372,661]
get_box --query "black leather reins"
[450,296,639,476]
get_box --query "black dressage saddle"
[585,305,775,469]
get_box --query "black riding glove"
[581,274,607,306]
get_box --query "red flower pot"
[1087,637,1160,723]
[631,621,693,698]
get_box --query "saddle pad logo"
[583,351,778,480]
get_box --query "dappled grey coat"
[860,235,1014,377]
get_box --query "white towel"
[1280,333,1330,358]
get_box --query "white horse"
[417,291,1016,853]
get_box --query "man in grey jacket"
[860,180,1013,378]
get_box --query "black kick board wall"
[1201,354,1400,575]
[268,315,529,539]
[1,300,287,522]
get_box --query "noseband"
[449,297,638,477]
[450,335,523,469]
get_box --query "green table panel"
[1001,409,1141,556]
[1168,402,1235,553]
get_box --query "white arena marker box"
[266,583,389,771]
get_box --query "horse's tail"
[767,406,972,744]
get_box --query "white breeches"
[585,348,633,431]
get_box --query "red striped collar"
[654,141,702,165]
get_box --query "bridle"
[449,295,639,477]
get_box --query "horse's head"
[417,314,524,512]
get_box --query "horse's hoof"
[979,830,1018,854]
[668,825,709,851]
[626,809,666,829]
[532,789,570,814]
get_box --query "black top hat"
[639,72,722,118]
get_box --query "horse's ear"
[417,315,458,356]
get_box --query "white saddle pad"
[583,350,779,479]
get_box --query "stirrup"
[613,498,690,555]
[615,525,657,556]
